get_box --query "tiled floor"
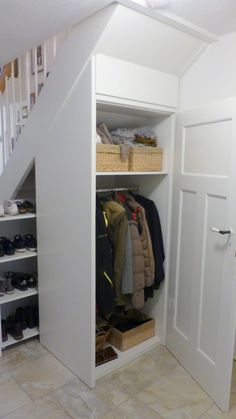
[0,339,235,418]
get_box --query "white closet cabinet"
[36,56,175,388]
[36,56,236,411]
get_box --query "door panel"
[175,190,197,340]
[168,99,236,411]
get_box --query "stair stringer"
[0,3,116,202]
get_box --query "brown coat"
[101,200,128,306]
[125,195,155,288]
[129,219,145,309]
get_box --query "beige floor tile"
[94,347,178,410]
[97,359,152,400]
[149,346,179,370]
[0,373,30,418]
[200,391,236,418]
[51,378,110,418]
[11,354,75,400]
[137,365,212,419]
[0,339,47,375]
[103,397,164,419]
[2,396,71,419]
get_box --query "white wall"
[180,32,236,109]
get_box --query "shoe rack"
[0,169,39,353]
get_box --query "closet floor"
[0,340,235,419]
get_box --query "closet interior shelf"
[96,186,139,193]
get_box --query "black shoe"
[13,235,26,253]
[0,242,5,257]
[33,305,39,328]
[6,316,23,340]
[1,320,8,342]
[24,273,37,288]
[15,307,27,330]
[0,237,15,256]
[11,272,28,291]
[24,235,37,252]
[24,306,35,329]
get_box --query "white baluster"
[33,47,38,101]
[11,61,16,148]
[5,75,12,158]
[18,56,23,136]
[24,51,31,119]
[53,35,57,59]
[43,41,47,81]
[0,93,6,169]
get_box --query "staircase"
[0,32,67,174]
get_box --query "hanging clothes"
[101,199,128,306]
[134,194,165,291]
[115,192,146,309]
[124,194,155,288]
[96,196,116,315]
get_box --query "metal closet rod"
[96,185,139,193]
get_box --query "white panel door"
[167,98,236,411]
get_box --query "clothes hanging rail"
[96,186,139,193]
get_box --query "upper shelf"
[0,214,36,222]
[96,171,168,176]
[0,251,37,264]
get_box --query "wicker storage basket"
[96,144,129,172]
[129,147,163,172]
[96,327,111,353]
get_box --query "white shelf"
[0,214,36,222]
[0,251,37,264]
[96,171,168,176]
[0,288,38,305]
[95,335,161,380]
[2,327,39,349]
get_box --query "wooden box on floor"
[108,318,155,351]
[129,147,163,172]
[96,144,129,172]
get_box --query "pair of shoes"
[1,200,36,216]
[0,237,15,256]
[13,235,37,253]
[0,235,37,257]
[3,305,39,342]
[13,306,38,331]
[5,272,38,291]
[4,200,36,216]
[0,275,14,296]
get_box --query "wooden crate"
[96,144,129,172]
[129,147,163,172]
[108,318,155,351]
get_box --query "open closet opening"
[95,101,174,378]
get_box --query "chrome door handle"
[211,227,234,235]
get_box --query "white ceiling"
[0,0,235,65]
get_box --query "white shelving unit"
[0,210,39,353]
